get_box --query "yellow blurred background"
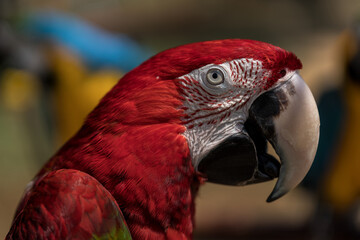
[1,0,360,239]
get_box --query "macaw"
[6,39,320,239]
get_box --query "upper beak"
[198,73,320,201]
[249,73,320,201]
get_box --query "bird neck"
[40,77,202,238]
[43,121,200,239]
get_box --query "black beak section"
[244,118,281,181]
[198,117,280,186]
[197,134,257,185]
[197,73,320,201]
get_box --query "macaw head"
[92,39,319,202]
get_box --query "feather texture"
[8,39,302,239]
[7,169,131,239]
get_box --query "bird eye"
[206,68,224,85]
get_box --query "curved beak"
[265,73,320,201]
[198,72,320,202]
[248,73,320,202]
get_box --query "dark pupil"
[212,72,218,79]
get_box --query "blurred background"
[1,0,360,239]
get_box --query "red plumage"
[7,39,302,239]
[7,169,130,239]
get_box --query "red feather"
[7,169,131,239]
[8,39,302,239]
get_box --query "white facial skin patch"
[178,58,272,168]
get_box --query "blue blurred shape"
[22,11,151,71]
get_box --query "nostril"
[279,69,286,78]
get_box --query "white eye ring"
[206,68,224,85]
